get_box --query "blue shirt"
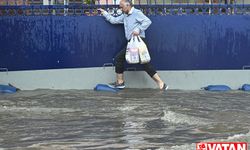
[103,7,152,40]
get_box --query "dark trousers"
[114,38,157,77]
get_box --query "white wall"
[1,67,250,90]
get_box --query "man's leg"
[140,38,168,90]
[152,73,165,89]
[116,73,124,84]
[143,63,167,89]
[114,48,126,85]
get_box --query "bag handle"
[137,36,142,42]
[132,35,141,42]
[131,35,141,42]
[130,36,135,43]
[130,35,142,43]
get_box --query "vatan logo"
[196,142,248,150]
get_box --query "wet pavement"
[0,89,250,150]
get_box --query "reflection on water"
[0,89,250,149]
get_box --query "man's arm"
[133,11,152,35]
[98,8,124,24]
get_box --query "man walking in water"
[98,0,168,90]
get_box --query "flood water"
[0,89,250,150]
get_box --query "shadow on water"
[0,89,250,149]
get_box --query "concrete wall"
[1,68,250,90]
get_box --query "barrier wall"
[1,15,250,71]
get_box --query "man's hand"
[132,31,140,36]
[97,8,105,14]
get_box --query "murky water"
[0,89,250,150]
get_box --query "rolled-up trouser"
[114,38,157,77]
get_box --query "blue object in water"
[240,84,250,91]
[0,84,17,94]
[203,85,231,91]
[94,84,119,93]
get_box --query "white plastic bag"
[125,36,140,64]
[137,36,151,64]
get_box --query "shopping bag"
[137,36,151,64]
[125,36,140,64]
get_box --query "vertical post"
[146,0,150,15]
[64,0,68,15]
[242,0,245,14]
[170,0,174,15]
[186,0,190,14]
[233,0,237,14]
[81,0,84,15]
[163,0,166,15]
[154,0,157,15]
[89,0,94,15]
[23,0,26,15]
[48,0,51,15]
[31,0,34,15]
[97,0,100,15]
[178,0,182,15]
[209,0,212,14]
[13,0,17,15]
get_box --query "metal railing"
[0,0,250,15]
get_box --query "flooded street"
[0,89,250,149]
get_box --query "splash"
[160,110,209,125]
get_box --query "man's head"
[119,0,133,14]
